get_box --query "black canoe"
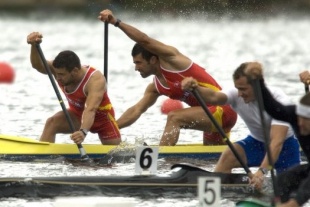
[0,163,261,198]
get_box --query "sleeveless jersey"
[58,66,113,121]
[154,62,221,106]
[153,61,237,144]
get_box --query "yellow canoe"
[0,134,226,161]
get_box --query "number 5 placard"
[135,146,159,175]
[198,177,220,207]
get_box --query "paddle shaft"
[251,79,279,202]
[35,44,89,160]
[192,89,252,175]
[104,22,108,83]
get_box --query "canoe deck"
[0,163,263,199]
[0,134,226,161]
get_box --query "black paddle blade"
[80,155,97,166]
[98,154,115,165]
[98,141,148,165]
[98,151,135,165]
[98,145,136,165]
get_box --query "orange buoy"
[0,62,15,83]
[160,98,184,114]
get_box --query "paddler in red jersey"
[27,32,121,145]
[98,10,237,146]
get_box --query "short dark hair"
[131,43,157,62]
[233,62,262,83]
[233,62,248,81]
[53,50,81,72]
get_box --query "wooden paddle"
[251,79,279,205]
[192,89,252,176]
[35,44,92,163]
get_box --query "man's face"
[133,54,154,78]
[298,116,310,135]
[234,76,255,103]
[55,67,74,86]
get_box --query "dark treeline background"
[0,0,310,17]
[112,0,310,14]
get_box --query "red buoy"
[0,62,15,83]
[160,98,184,114]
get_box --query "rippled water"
[1,11,310,206]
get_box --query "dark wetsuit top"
[259,79,310,205]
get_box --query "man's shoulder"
[221,87,237,96]
[267,85,292,103]
[267,85,286,95]
[221,87,238,105]
[86,66,104,77]
[147,82,159,93]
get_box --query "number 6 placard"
[198,177,220,207]
[135,146,159,175]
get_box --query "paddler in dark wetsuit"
[245,64,310,207]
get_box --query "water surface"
[1,12,310,206]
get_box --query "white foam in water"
[53,197,137,207]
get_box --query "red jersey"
[58,66,113,121]
[154,62,221,106]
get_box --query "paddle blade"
[80,155,97,166]
[236,198,273,207]
[98,149,135,165]
[98,142,137,165]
